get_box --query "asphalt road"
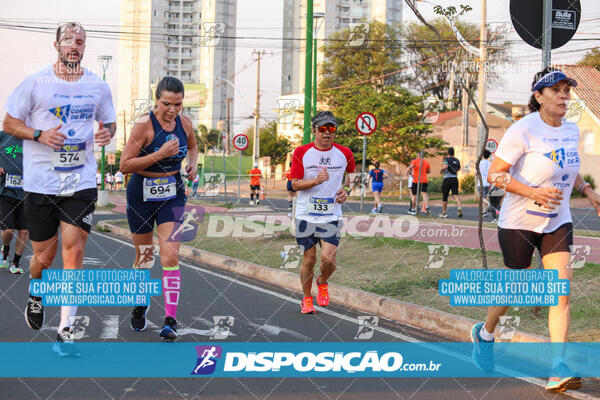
[199,194,600,232]
[0,213,599,399]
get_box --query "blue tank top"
[140,111,188,173]
[369,168,385,183]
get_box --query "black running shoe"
[160,316,178,341]
[53,327,81,357]
[25,296,44,330]
[130,305,149,331]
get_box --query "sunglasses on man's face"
[317,125,337,133]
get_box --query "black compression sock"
[13,254,21,266]
[2,245,9,260]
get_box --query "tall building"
[281,0,403,95]
[117,0,236,150]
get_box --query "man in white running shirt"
[3,23,116,356]
[290,111,355,314]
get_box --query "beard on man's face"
[59,50,82,69]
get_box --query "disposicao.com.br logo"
[190,345,441,376]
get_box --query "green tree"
[578,47,600,70]
[320,21,446,166]
[196,123,221,154]
[244,121,292,170]
[331,86,447,166]
[403,18,511,105]
[320,21,405,93]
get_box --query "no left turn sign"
[355,112,377,136]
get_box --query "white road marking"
[247,320,311,341]
[99,315,119,339]
[91,230,598,399]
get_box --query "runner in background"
[290,111,354,314]
[248,163,261,205]
[192,174,199,197]
[368,162,388,213]
[470,67,600,392]
[2,22,116,356]
[440,147,463,218]
[478,150,497,222]
[120,76,198,341]
[0,130,28,274]
[405,154,431,216]
[285,162,295,211]
[105,172,113,191]
[114,170,123,191]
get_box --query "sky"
[1,0,599,135]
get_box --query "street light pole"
[476,0,487,155]
[303,0,314,144]
[98,55,112,192]
[312,13,325,120]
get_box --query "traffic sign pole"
[238,150,242,203]
[233,134,249,204]
[361,135,366,213]
[355,112,377,214]
[542,0,552,68]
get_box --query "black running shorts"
[441,177,459,201]
[0,195,27,230]
[411,182,428,195]
[25,188,97,242]
[497,223,573,269]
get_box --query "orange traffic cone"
[260,187,266,200]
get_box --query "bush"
[572,173,597,198]
[427,176,443,194]
[584,174,597,190]
[460,174,475,194]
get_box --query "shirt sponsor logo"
[69,104,95,121]
[319,156,331,166]
[49,105,71,123]
[544,148,566,168]
[48,104,95,123]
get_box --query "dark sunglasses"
[317,125,337,133]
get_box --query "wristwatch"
[33,130,42,142]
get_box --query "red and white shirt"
[290,142,355,223]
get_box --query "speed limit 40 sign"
[485,139,498,153]
[233,134,249,151]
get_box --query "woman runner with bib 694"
[470,67,600,392]
[120,77,198,341]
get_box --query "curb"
[97,220,547,343]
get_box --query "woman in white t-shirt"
[470,68,600,392]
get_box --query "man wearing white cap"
[290,111,355,314]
